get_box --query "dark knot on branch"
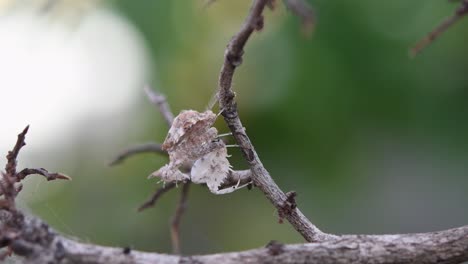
[278,191,297,224]
[266,240,285,256]
[226,50,244,67]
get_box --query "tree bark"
[3,212,467,264]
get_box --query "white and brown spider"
[149,109,249,194]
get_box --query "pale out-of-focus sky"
[0,3,150,150]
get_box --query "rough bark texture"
[2,211,467,264]
[217,0,331,242]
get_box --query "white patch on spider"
[149,109,249,194]
[191,146,231,194]
[149,109,222,183]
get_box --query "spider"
[150,109,249,194]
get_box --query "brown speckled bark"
[4,212,467,264]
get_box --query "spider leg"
[211,182,252,195]
[217,132,233,138]
[216,108,225,119]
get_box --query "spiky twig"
[0,126,69,209]
[5,125,29,176]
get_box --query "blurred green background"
[2,0,468,255]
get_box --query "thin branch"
[109,143,165,166]
[137,182,177,212]
[217,0,331,242]
[170,182,190,255]
[283,0,315,34]
[144,85,175,126]
[411,0,468,56]
[110,88,176,212]
[119,86,193,255]
[16,168,71,181]
[111,87,174,167]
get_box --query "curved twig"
[217,0,331,242]
[138,182,177,212]
[109,143,165,166]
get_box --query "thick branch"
[217,0,330,242]
[3,212,467,264]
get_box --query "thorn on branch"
[137,182,177,212]
[266,240,285,256]
[122,246,132,255]
[54,240,66,261]
[109,143,166,166]
[226,50,244,67]
[278,191,297,224]
[254,15,265,31]
[245,148,255,162]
